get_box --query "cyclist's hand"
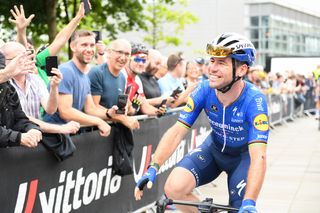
[238,199,257,213]
[134,167,157,200]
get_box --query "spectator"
[0,51,42,148]
[158,53,196,107]
[195,57,208,80]
[139,49,163,99]
[183,61,201,89]
[11,3,86,85]
[122,42,167,116]
[43,30,111,137]
[88,38,139,130]
[154,55,168,80]
[0,50,34,84]
[245,65,260,86]
[1,42,80,134]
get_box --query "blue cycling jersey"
[178,80,269,153]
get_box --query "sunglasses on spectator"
[206,44,233,57]
[132,56,146,64]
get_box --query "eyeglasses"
[132,56,146,64]
[110,49,130,58]
[206,44,233,57]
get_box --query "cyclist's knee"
[164,167,196,199]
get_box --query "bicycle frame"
[156,197,239,213]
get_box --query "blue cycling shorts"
[176,135,250,208]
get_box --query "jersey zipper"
[221,106,226,152]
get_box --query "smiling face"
[208,56,249,90]
[186,62,201,80]
[128,53,148,75]
[71,35,96,65]
[107,39,131,73]
[208,57,234,89]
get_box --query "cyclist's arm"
[152,122,189,166]
[244,143,267,201]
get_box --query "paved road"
[167,116,320,212]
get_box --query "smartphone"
[170,87,183,97]
[93,30,101,43]
[81,0,91,15]
[158,99,167,108]
[116,94,128,114]
[45,56,58,76]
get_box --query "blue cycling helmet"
[207,32,256,66]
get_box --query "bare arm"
[28,116,79,134]
[91,95,140,130]
[244,144,267,201]
[85,95,109,120]
[41,68,62,114]
[47,3,85,55]
[152,122,189,166]
[59,93,104,126]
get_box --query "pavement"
[166,116,320,213]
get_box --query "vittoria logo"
[14,157,121,213]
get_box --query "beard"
[146,63,158,76]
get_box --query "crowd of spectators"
[1,2,319,157]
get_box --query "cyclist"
[134,32,269,213]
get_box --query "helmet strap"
[217,58,241,93]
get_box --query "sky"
[280,0,320,14]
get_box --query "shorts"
[176,135,250,208]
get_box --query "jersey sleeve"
[246,93,269,145]
[177,81,207,129]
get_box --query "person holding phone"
[88,38,139,130]
[10,3,87,86]
[121,42,167,116]
[158,53,198,108]
[0,42,80,135]
[43,30,115,137]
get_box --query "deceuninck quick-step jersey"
[178,80,269,154]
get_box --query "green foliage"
[0,0,176,47]
[143,0,198,49]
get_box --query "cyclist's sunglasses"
[206,44,233,57]
[132,56,146,64]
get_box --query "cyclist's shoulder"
[243,81,267,101]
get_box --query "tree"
[143,0,198,49]
[0,0,175,46]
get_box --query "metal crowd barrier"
[1,94,316,213]
[266,93,316,128]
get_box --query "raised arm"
[47,2,85,55]
[9,5,35,47]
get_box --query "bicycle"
[156,197,239,213]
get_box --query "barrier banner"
[0,112,211,213]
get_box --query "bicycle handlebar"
[156,198,239,213]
